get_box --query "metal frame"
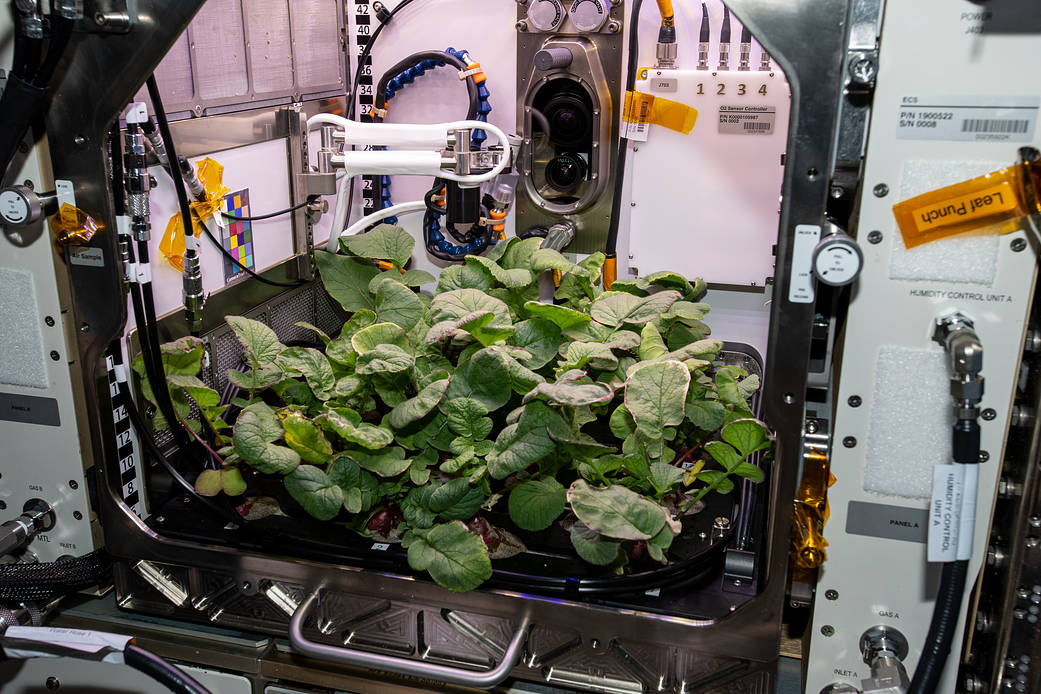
[39,0,853,689]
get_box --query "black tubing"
[0,551,112,603]
[124,644,213,694]
[145,76,196,263]
[605,0,644,256]
[909,559,969,694]
[373,50,477,119]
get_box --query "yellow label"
[622,90,698,137]
[912,182,1018,232]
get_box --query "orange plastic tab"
[892,160,1041,248]
[790,449,835,569]
[51,203,101,245]
[159,158,230,271]
[489,208,506,232]
[622,90,698,136]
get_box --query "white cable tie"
[116,216,131,237]
[458,67,481,80]
[371,107,388,119]
[125,102,149,125]
[113,364,129,384]
[124,262,137,281]
[135,262,152,285]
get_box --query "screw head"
[982,408,997,421]
[848,395,862,408]
[979,450,990,463]
[867,230,883,244]
[820,624,835,637]
[830,184,845,199]
[825,589,839,600]
[68,480,78,490]
[1012,238,1027,252]
[848,53,878,85]
[73,511,82,520]
[842,436,857,448]
[713,516,731,530]
[872,183,889,197]
[73,135,87,147]
[50,350,60,361]
[46,677,60,690]
[44,316,55,327]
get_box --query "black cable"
[720,6,731,44]
[605,0,644,256]
[0,551,112,603]
[11,8,27,78]
[220,198,314,222]
[699,3,710,44]
[145,75,197,262]
[32,13,74,86]
[199,221,306,288]
[124,644,213,694]
[909,560,969,694]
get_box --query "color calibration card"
[222,189,255,283]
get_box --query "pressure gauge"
[527,0,566,32]
[812,229,863,286]
[569,0,609,32]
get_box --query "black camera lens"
[544,93,593,147]
[545,153,587,192]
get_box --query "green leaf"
[280,411,334,463]
[428,478,484,520]
[561,341,618,371]
[524,378,614,407]
[328,455,363,511]
[567,480,667,541]
[356,344,415,374]
[487,402,559,479]
[233,403,300,475]
[570,521,623,566]
[194,469,222,496]
[499,236,543,270]
[705,441,743,471]
[404,521,491,592]
[285,465,344,520]
[355,447,412,477]
[664,301,711,322]
[721,419,771,457]
[374,278,423,330]
[715,369,743,407]
[227,364,284,392]
[400,268,437,286]
[639,323,668,361]
[607,280,649,297]
[314,250,379,313]
[386,378,451,429]
[556,252,605,304]
[603,330,641,351]
[133,337,206,381]
[318,407,395,449]
[465,256,535,288]
[458,312,515,346]
[277,347,335,400]
[509,319,563,369]
[685,399,727,431]
[508,478,566,531]
[436,263,495,292]
[661,339,722,364]
[624,360,690,438]
[351,322,410,353]
[646,523,674,563]
[693,469,735,495]
[226,316,284,366]
[430,288,512,327]
[733,461,765,483]
[609,404,636,439]
[531,248,582,275]
[442,398,493,440]
[500,351,546,394]
[645,270,697,298]
[523,301,592,330]
[334,375,363,398]
[294,321,331,345]
[341,224,415,268]
[221,468,248,496]
[589,291,682,328]
[445,348,512,412]
[647,462,684,495]
[166,374,220,409]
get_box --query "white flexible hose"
[327,171,351,252]
[337,201,427,247]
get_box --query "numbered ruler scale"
[352,0,380,222]
[626,69,790,288]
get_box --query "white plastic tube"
[340,150,446,177]
[338,200,427,246]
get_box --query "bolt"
[73,511,82,520]
[848,53,878,85]
[842,436,857,448]
[516,19,528,32]
[155,515,165,524]
[1027,537,1040,549]
[1014,608,1027,620]
[784,393,795,404]
[820,625,835,637]
[698,531,707,539]
[590,638,601,649]
[23,179,34,191]
[982,408,997,421]
[69,480,78,490]
[631,201,637,207]
[94,12,107,25]
[848,395,862,408]
[44,316,55,327]
[806,420,818,434]
[1012,238,1027,252]
[873,183,889,198]
[46,677,60,690]
[74,135,86,147]
[606,20,621,34]
[713,516,731,530]
[825,589,839,600]
[867,230,883,244]
[979,450,990,463]
[1029,516,1041,528]
[50,350,60,361]
[1018,587,1032,599]
[830,184,845,199]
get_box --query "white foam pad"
[0,267,48,389]
[889,159,1007,286]
[863,345,951,499]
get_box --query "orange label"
[912,181,1018,232]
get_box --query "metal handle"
[288,590,530,689]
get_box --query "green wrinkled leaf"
[685,398,727,431]
[387,378,451,429]
[589,291,682,328]
[280,411,334,463]
[567,480,667,541]
[624,360,690,438]
[277,347,335,400]
[314,250,379,313]
[233,403,300,475]
[318,407,395,449]
[194,469,222,496]
[334,375,363,398]
[693,469,735,495]
[430,288,512,327]
[226,316,284,366]
[227,364,284,392]
[570,521,623,566]
[499,236,543,270]
[523,301,592,330]
[647,462,684,495]
[561,341,618,371]
[351,322,410,353]
[721,419,771,457]
[645,270,697,298]
[715,369,744,407]
[328,455,364,512]
[294,321,331,345]
[733,461,765,483]
[609,404,636,439]
[355,447,412,478]
[524,378,614,407]
[445,348,512,412]
[705,441,743,471]
[638,323,668,361]
[531,248,582,275]
[508,478,566,531]
[404,521,491,592]
[487,402,559,479]
[341,224,415,268]
[436,263,495,292]
[428,478,484,520]
[509,319,563,369]
[465,255,535,288]
[356,344,415,375]
[285,465,344,520]
[442,398,493,440]
[556,252,605,304]
[737,374,760,400]
[664,301,711,322]
[374,278,423,330]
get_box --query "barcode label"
[718,105,776,135]
[961,118,1029,134]
[898,94,1039,142]
[621,91,653,142]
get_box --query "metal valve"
[0,185,57,227]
